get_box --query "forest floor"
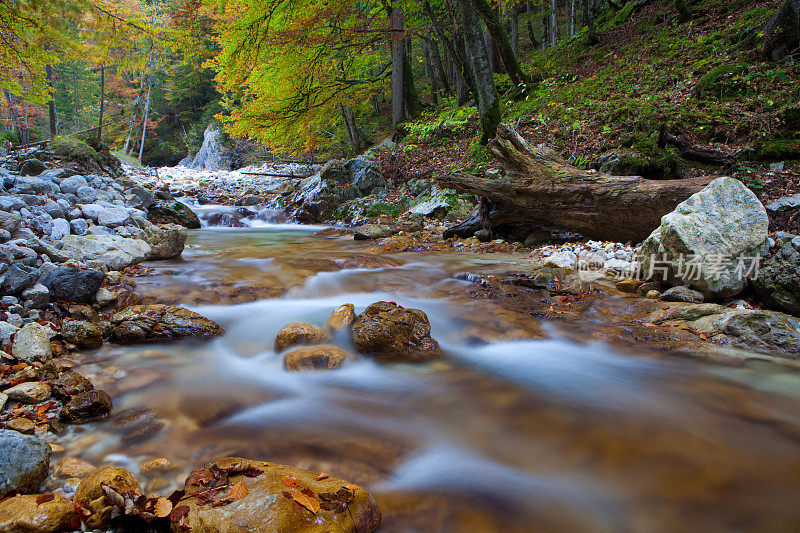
[378,0,800,234]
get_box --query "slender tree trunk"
[423,42,439,105]
[123,116,135,155]
[550,0,559,45]
[470,0,529,86]
[484,31,501,73]
[583,0,599,44]
[391,6,405,129]
[97,65,105,146]
[340,103,368,153]
[541,1,550,48]
[3,90,22,142]
[527,17,540,48]
[457,0,500,143]
[46,64,57,139]
[427,37,452,94]
[402,37,423,118]
[138,67,153,162]
[569,0,576,35]
[509,7,520,55]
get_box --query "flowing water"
[56,219,800,532]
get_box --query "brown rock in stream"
[176,457,381,532]
[110,304,223,343]
[0,494,75,533]
[59,390,112,423]
[284,346,350,371]
[74,466,141,529]
[60,320,103,349]
[274,322,330,352]
[327,304,356,330]
[351,301,442,362]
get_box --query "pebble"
[5,418,36,434]
[4,382,51,403]
[52,457,96,478]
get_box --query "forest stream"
[50,207,800,532]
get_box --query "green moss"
[780,106,800,131]
[51,136,101,162]
[754,140,800,161]
[696,62,750,98]
[362,202,402,218]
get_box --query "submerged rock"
[284,345,350,371]
[177,457,381,533]
[0,494,74,533]
[274,322,331,352]
[639,177,769,299]
[109,304,224,343]
[351,301,442,362]
[0,429,51,498]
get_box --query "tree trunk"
[423,43,439,105]
[402,37,423,118]
[509,7,520,55]
[97,65,105,146]
[583,0,599,45]
[458,0,500,143]
[2,90,22,142]
[340,103,368,153]
[438,124,714,243]
[427,37,452,94]
[674,0,692,22]
[46,64,57,139]
[541,1,550,48]
[471,0,529,86]
[527,17,540,48]
[550,0,559,45]
[138,67,153,162]
[391,6,405,129]
[763,0,800,61]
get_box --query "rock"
[94,287,117,307]
[52,371,94,402]
[18,159,46,177]
[4,418,35,434]
[21,283,49,308]
[148,199,202,229]
[109,304,224,343]
[189,126,231,171]
[542,251,577,269]
[347,156,384,194]
[351,301,442,362]
[475,228,492,242]
[1,264,37,295]
[96,206,131,227]
[328,304,356,330]
[615,279,641,293]
[60,320,103,349]
[639,177,769,298]
[689,309,800,358]
[59,175,88,195]
[284,345,350,371]
[140,223,187,260]
[49,217,70,239]
[59,390,112,423]
[661,286,705,303]
[646,289,662,299]
[4,382,51,403]
[635,281,661,296]
[69,218,88,235]
[74,466,141,529]
[354,224,392,240]
[75,186,98,203]
[12,322,53,362]
[753,237,800,316]
[39,266,104,304]
[765,193,800,214]
[53,457,96,479]
[139,457,177,475]
[0,211,21,233]
[177,457,381,533]
[0,429,51,497]
[274,322,330,352]
[0,494,75,533]
[60,234,151,271]
[0,393,6,411]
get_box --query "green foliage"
[51,135,101,162]
[0,131,20,145]
[753,140,800,161]
[362,202,403,218]
[406,101,476,143]
[696,62,750,98]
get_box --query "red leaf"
[281,475,298,488]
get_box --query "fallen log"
[438,124,715,243]
[239,171,312,178]
[658,125,734,165]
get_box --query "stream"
[54,217,800,531]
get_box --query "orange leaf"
[154,497,173,518]
[281,475,298,488]
[290,489,320,515]
[227,481,248,502]
[315,473,329,481]
[343,483,358,491]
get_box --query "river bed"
[55,225,800,532]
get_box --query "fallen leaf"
[36,494,55,505]
[281,475,298,488]
[290,489,320,514]
[170,504,190,523]
[154,497,173,518]
[315,473,329,481]
[212,481,248,507]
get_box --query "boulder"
[52,371,94,402]
[274,322,330,352]
[96,206,131,227]
[109,304,224,343]
[639,177,769,298]
[74,466,140,529]
[351,301,442,362]
[21,283,49,308]
[661,286,704,303]
[543,251,578,269]
[1,264,37,295]
[39,266,104,304]
[4,382,51,403]
[140,223,187,260]
[59,390,112,423]
[148,199,201,229]
[0,430,51,497]
[691,309,800,358]
[49,217,70,240]
[177,457,381,533]
[346,156,384,194]
[18,159,46,177]
[354,224,392,240]
[60,320,103,349]
[284,345,350,371]
[11,322,53,362]
[60,234,151,271]
[328,304,356,330]
[753,236,800,316]
[59,175,88,195]
[53,457,96,479]
[0,211,21,233]
[0,494,74,533]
